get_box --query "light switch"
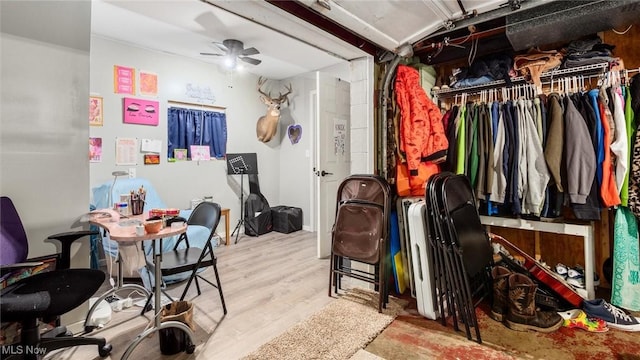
[128,168,136,178]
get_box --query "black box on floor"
[271,206,303,234]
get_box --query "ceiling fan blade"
[213,42,228,53]
[242,47,260,56]
[240,56,262,66]
[200,52,224,56]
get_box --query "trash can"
[159,301,194,355]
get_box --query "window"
[167,107,227,160]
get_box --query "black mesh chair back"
[329,174,391,313]
[147,201,227,315]
[0,196,111,359]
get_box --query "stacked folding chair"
[425,173,494,343]
[329,174,391,313]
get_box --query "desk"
[88,214,194,359]
[221,208,230,246]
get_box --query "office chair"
[0,196,112,359]
[328,175,391,313]
[145,201,227,314]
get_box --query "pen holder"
[131,199,145,216]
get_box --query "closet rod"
[433,62,609,98]
[168,100,226,111]
[450,73,604,98]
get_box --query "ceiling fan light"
[224,57,235,68]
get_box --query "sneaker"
[555,263,568,279]
[558,309,608,332]
[573,265,601,286]
[583,299,640,332]
[566,267,585,288]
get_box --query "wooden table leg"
[222,208,230,246]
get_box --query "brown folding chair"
[328,175,391,312]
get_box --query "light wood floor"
[46,230,334,360]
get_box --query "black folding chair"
[144,201,227,315]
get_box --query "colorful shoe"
[558,309,608,332]
[583,299,640,332]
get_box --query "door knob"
[321,170,333,177]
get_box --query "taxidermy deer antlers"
[256,76,292,143]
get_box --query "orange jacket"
[395,65,448,176]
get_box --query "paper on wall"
[141,139,162,153]
[115,137,137,165]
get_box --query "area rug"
[243,288,407,360]
[365,302,640,360]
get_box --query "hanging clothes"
[611,85,629,197]
[490,101,507,204]
[520,99,550,216]
[571,92,602,220]
[597,87,622,207]
[394,64,447,195]
[627,74,640,218]
[611,207,640,311]
[564,94,597,205]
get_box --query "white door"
[315,72,351,258]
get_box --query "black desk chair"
[0,196,112,359]
[144,201,227,314]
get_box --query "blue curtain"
[167,107,227,159]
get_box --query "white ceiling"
[90,0,511,80]
[90,0,368,80]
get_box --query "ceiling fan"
[200,39,262,66]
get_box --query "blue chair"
[91,178,212,287]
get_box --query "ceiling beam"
[264,0,381,56]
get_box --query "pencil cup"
[131,199,145,215]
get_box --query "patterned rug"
[243,288,407,360]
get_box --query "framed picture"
[123,97,159,126]
[190,145,210,161]
[89,96,103,126]
[89,137,102,163]
[144,154,160,165]
[174,149,188,161]
[114,65,135,95]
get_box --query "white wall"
[320,57,375,174]
[89,36,285,230]
[276,74,316,225]
[1,1,92,261]
[1,0,92,328]
[350,57,375,174]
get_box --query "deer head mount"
[256,76,292,143]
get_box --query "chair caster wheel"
[99,343,112,357]
[84,325,96,334]
[185,343,195,354]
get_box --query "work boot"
[490,266,511,322]
[505,273,563,333]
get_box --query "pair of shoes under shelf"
[554,263,599,289]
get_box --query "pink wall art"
[114,65,135,95]
[123,97,159,126]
